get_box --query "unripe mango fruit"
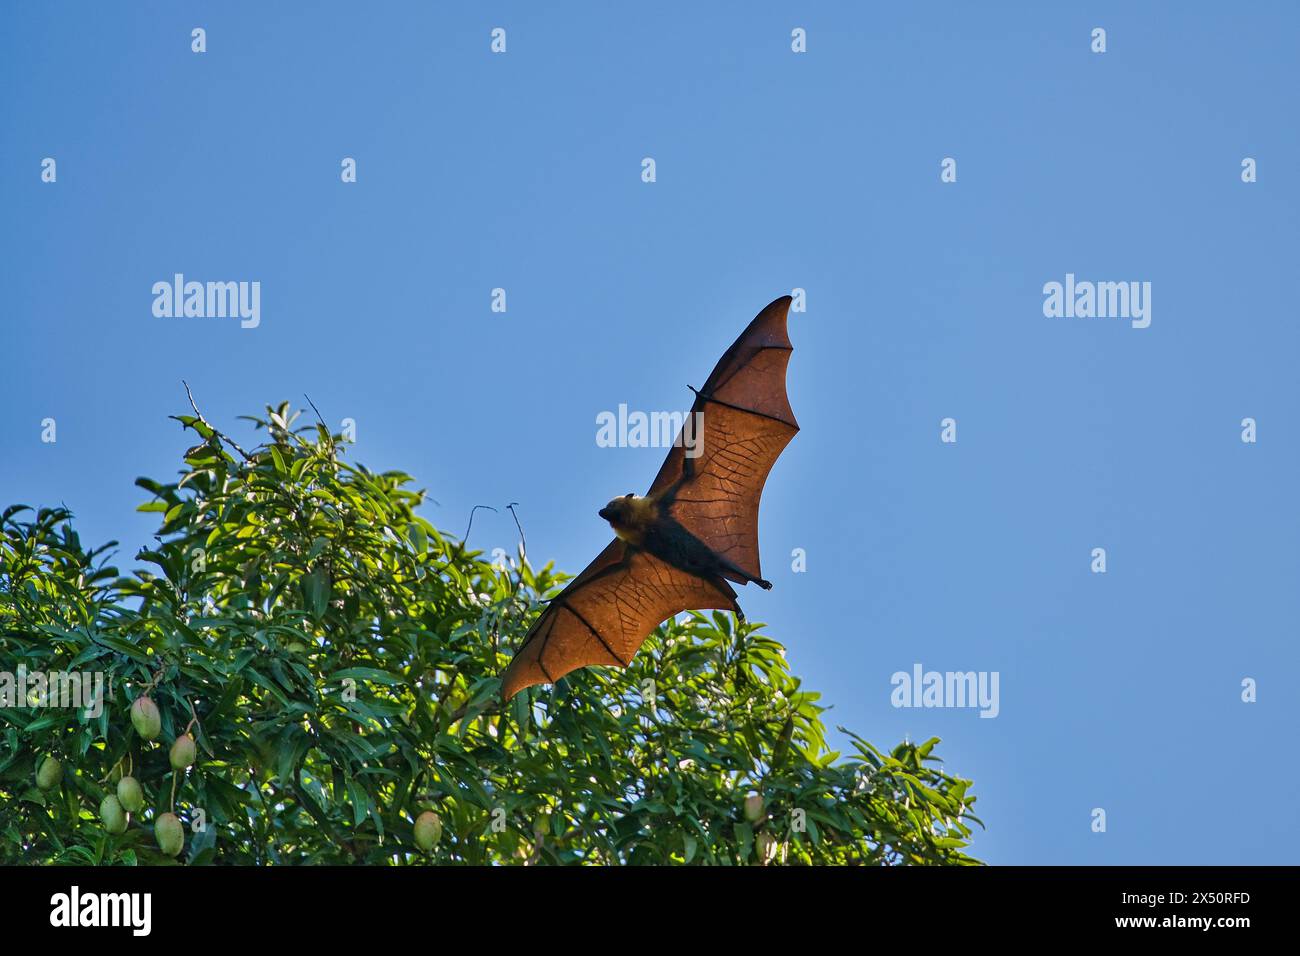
[155,812,184,856]
[36,756,63,790]
[414,811,442,851]
[169,733,196,770]
[116,775,144,813]
[100,794,127,834]
[130,696,161,740]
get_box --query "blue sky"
[2,2,1297,864]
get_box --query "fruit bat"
[500,295,798,700]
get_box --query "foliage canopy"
[0,401,981,865]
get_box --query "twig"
[506,503,527,565]
[430,504,496,575]
[445,696,499,730]
[445,701,471,728]
[180,381,254,463]
[140,664,166,696]
[461,504,496,547]
[303,393,327,430]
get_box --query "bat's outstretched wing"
[648,295,799,583]
[500,539,738,699]
[500,296,797,700]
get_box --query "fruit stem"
[184,696,201,737]
[102,755,125,785]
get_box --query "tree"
[0,399,981,865]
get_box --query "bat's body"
[599,491,772,605]
[501,296,798,700]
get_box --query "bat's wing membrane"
[501,539,738,699]
[648,295,799,583]
[502,296,798,699]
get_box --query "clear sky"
[2,2,1297,864]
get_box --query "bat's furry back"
[601,492,772,589]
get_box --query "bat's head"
[598,493,650,540]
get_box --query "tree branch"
[180,381,254,463]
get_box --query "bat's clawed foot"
[756,578,772,590]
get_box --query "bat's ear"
[624,492,635,498]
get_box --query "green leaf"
[332,667,406,686]
[90,635,152,663]
[302,567,330,618]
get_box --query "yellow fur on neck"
[611,495,656,544]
